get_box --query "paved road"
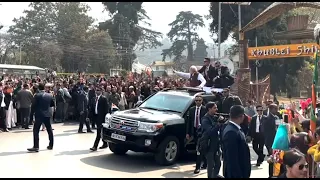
[0,123,269,178]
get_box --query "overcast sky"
[0,2,235,45]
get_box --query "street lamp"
[218,2,251,58]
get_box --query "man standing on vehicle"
[198,102,222,178]
[173,66,206,88]
[198,58,216,87]
[186,95,207,174]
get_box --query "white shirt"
[1,92,5,107]
[256,115,261,133]
[175,71,206,88]
[95,95,101,115]
[194,106,201,128]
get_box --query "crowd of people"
[2,57,318,178]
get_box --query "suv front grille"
[110,116,139,133]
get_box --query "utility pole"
[19,43,22,64]
[218,2,221,59]
[255,35,259,103]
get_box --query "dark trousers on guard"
[93,123,107,148]
[33,117,54,148]
[252,133,265,164]
[0,107,6,129]
[206,150,221,178]
[78,111,91,132]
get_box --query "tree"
[8,2,116,73]
[165,11,205,62]
[99,2,163,70]
[193,38,208,61]
[208,2,306,94]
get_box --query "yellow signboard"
[248,43,319,60]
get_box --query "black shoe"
[201,165,207,169]
[99,144,108,149]
[27,147,39,152]
[47,146,53,150]
[87,130,94,133]
[256,162,261,167]
[194,169,200,174]
[90,147,97,151]
[25,127,30,129]
[78,131,86,133]
[92,127,97,129]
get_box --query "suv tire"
[109,143,128,155]
[155,136,180,166]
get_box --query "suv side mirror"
[134,101,143,108]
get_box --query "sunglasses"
[195,99,202,102]
[257,110,263,112]
[298,163,308,170]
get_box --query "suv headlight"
[104,113,112,128]
[138,122,163,133]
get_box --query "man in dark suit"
[90,86,110,151]
[77,86,93,133]
[27,83,55,152]
[222,105,251,178]
[199,102,222,178]
[220,88,242,114]
[212,61,234,88]
[0,83,7,132]
[263,103,278,178]
[248,105,267,166]
[198,57,216,87]
[186,95,207,174]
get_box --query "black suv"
[102,87,218,165]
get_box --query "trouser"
[252,133,265,163]
[55,102,64,122]
[63,102,68,121]
[20,107,31,128]
[29,106,34,125]
[33,117,54,148]
[0,107,6,129]
[78,111,91,132]
[16,108,21,126]
[196,151,207,170]
[93,123,107,148]
[266,145,273,177]
[206,150,221,178]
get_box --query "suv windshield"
[139,92,192,113]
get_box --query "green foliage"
[99,2,163,70]
[193,38,208,61]
[7,2,117,73]
[163,11,205,62]
[208,2,308,94]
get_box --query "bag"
[272,124,289,151]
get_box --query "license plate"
[111,133,126,141]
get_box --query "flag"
[310,52,319,133]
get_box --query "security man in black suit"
[199,102,222,178]
[27,83,55,152]
[220,87,242,114]
[186,95,207,174]
[248,105,267,166]
[198,57,216,87]
[222,105,251,178]
[90,86,110,151]
[212,61,234,88]
[77,86,93,133]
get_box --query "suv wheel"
[109,143,128,155]
[155,136,180,166]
